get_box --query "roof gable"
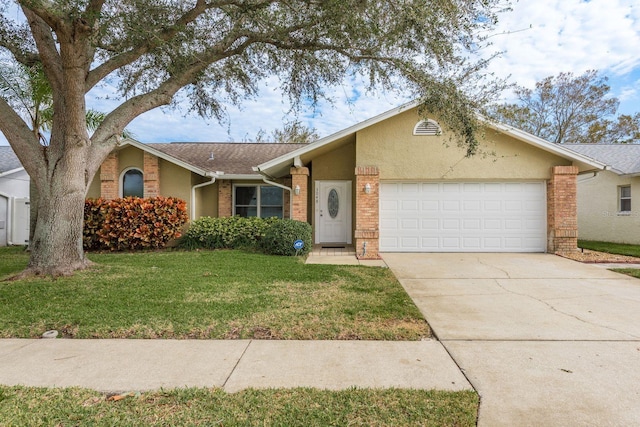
[255,101,607,177]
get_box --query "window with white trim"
[234,185,284,218]
[413,119,442,136]
[619,185,631,213]
[121,168,143,198]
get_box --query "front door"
[315,181,352,244]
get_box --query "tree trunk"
[28,186,90,276]
[25,143,95,276]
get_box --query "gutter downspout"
[577,171,600,183]
[191,174,217,221]
[260,176,294,220]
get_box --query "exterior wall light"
[364,183,371,194]
[294,185,301,195]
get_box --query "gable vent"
[413,119,442,136]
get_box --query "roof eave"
[215,173,263,180]
[481,119,608,170]
[0,167,26,178]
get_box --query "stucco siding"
[577,171,640,244]
[194,179,218,218]
[355,109,572,180]
[118,146,144,172]
[159,160,192,205]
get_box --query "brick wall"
[100,153,119,200]
[218,180,232,217]
[143,152,159,198]
[290,167,309,222]
[355,166,380,259]
[548,165,579,253]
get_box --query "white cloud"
[486,0,640,92]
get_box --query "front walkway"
[306,245,387,266]
[383,253,640,427]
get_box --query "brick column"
[100,152,119,200]
[290,167,309,222]
[548,165,579,253]
[143,152,159,198]
[218,180,232,217]
[355,166,380,259]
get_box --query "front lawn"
[0,248,429,340]
[0,386,479,426]
[578,240,640,258]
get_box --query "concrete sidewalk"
[0,339,470,393]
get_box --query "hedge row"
[180,216,312,256]
[84,197,188,251]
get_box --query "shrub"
[180,216,277,250]
[261,219,312,256]
[84,197,187,251]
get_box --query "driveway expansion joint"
[222,340,252,389]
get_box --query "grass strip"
[0,386,478,426]
[578,240,640,258]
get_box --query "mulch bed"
[560,249,640,264]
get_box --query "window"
[619,186,631,213]
[234,185,284,218]
[122,168,143,197]
[413,119,442,136]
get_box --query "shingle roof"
[150,142,307,175]
[563,144,640,175]
[0,146,23,174]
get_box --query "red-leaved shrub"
[84,197,187,251]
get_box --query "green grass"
[611,268,640,279]
[0,248,429,340]
[578,240,640,258]
[0,386,479,426]
[0,246,28,278]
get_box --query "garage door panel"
[380,181,546,252]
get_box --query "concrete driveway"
[383,253,640,427]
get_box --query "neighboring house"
[563,144,640,244]
[90,101,605,258]
[0,146,30,246]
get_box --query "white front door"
[315,181,352,244]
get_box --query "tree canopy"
[252,120,319,144]
[490,70,640,144]
[0,0,506,275]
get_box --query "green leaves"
[490,70,640,144]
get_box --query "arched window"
[121,168,143,198]
[413,119,442,136]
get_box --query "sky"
[1,0,640,145]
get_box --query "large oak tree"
[0,0,505,276]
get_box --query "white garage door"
[380,182,547,252]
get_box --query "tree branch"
[0,96,45,177]
[85,0,242,91]
[21,6,63,94]
[88,35,254,164]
